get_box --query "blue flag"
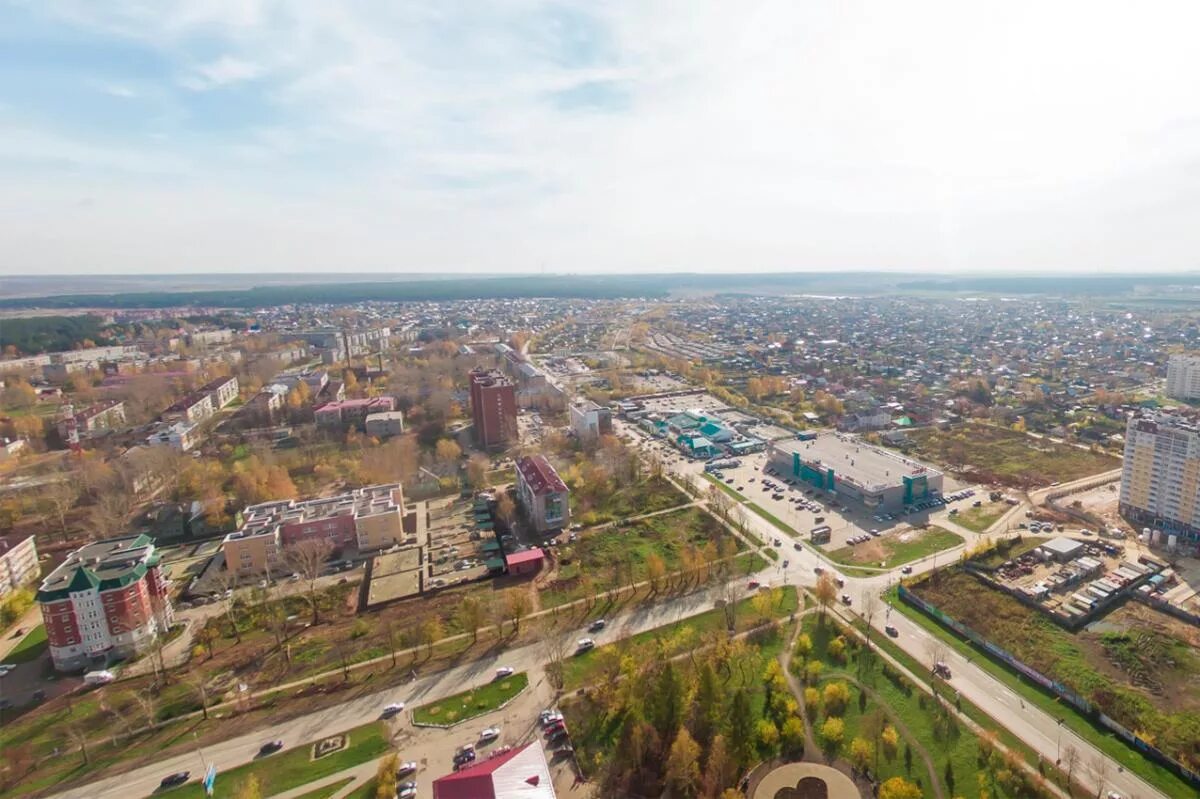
[204,764,216,796]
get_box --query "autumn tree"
[814,573,838,620]
[434,438,462,468]
[665,727,702,796]
[233,774,262,799]
[374,754,398,799]
[284,538,335,625]
[820,716,845,753]
[456,596,487,643]
[878,776,923,799]
[501,588,531,634]
[849,737,874,772]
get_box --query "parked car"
[479,726,501,742]
[159,772,190,789]
[396,761,418,777]
[397,781,417,798]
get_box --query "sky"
[3,1,1200,276]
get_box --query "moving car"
[840,594,852,605]
[495,666,515,679]
[381,702,406,718]
[258,739,284,756]
[159,772,190,789]
[479,726,501,742]
[901,566,913,575]
[933,662,952,679]
[885,624,899,637]
[576,638,595,653]
[588,619,607,632]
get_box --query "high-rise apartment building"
[1120,413,1200,543]
[469,369,518,448]
[1166,354,1200,401]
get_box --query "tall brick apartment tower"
[469,368,518,448]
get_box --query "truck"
[84,670,115,686]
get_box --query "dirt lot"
[903,424,1120,488]
[912,568,1200,768]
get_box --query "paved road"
[47,583,736,799]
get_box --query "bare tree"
[500,588,531,634]
[186,671,213,720]
[132,688,159,729]
[540,622,573,691]
[65,725,90,765]
[41,480,80,541]
[1063,745,1080,793]
[284,538,335,625]
[90,491,132,541]
[712,578,741,631]
[1087,753,1110,799]
[212,568,244,644]
[861,591,882,651]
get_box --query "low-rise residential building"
[515,455,570,534]
[163,391,215,424]
[569,399,612,443]
[0,534,39,598]
[199,375,239,409]
[56,400,126,443]
[314,397,397,429]
[36,535,173,672]
[223,483,408,575]
[146,421,201,452]
[364,411,405,438]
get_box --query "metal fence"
[898,583,1200,789]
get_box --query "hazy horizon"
[4,2,1200,276]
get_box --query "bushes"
[0,587,34,627]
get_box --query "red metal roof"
[515,455,568,496]
[505,548,545,567]
[432,741,555,799]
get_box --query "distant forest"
[1,271,1198,310]
[0,315,116,355]
[0,314,231,356]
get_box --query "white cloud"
[6,1,1200,274]
[180,55,266,90]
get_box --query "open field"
[162,722,390,799]
[952,502,1009,533]
[561,585,798,690]
[908,568,1200,784]
[826,527,962,571]
[540,506,741,608]
[572,474,689,525]
[410,671,528,726]
[902,424,1119,488]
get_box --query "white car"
[540,711,564,726]
[0,664,14,677]
[479,726,501,741]
[576,638,595,652]
[397,782,417,799]
[396,761,417,777]
[495,666,515,679]
[381,702,406,718]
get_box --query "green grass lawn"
[2,624,47,664]
[161,722,391,799]
[575,474,690,524]
[952,502,1009,533]
[344,778,378,799]
[411,672,529,726]
[825,527,963,571]
[290,777,355,799]
[891,582,1200,798]
[561,586,798,691]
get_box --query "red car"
[747,580,760,590]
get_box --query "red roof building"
[514,456,570,534]
[433,742,556,799]
[505,547,545,576]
